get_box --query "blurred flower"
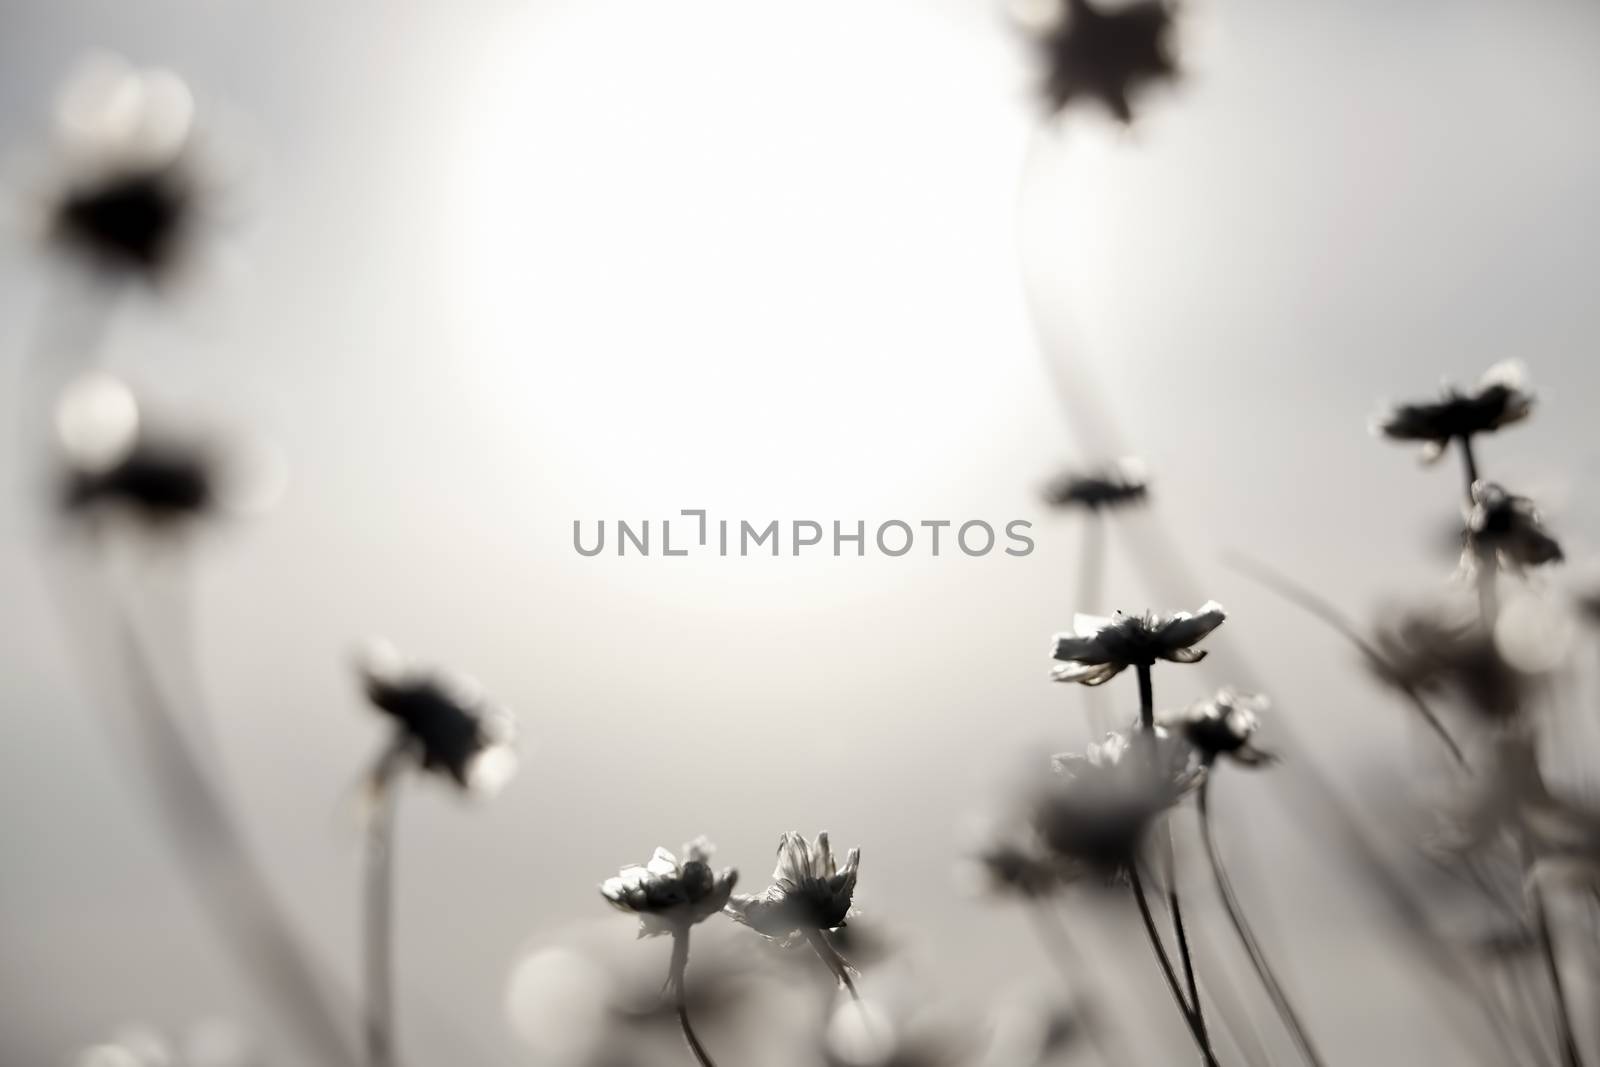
[601,838,738,937]
[1463,482,1563,576]
[1051,600,1226,685]
[1029,0,1179,123]
[1370,596,1527,720]
[822,993,978,1067]
[39,54,210,279]
[728,832,859,940]
[356,640,518,792]
[56,372,215,523]
[74,1021,256,1067]
[1160,688,1275,767]
[1041,457,1148,511]
[966,820,1068,899]
[1371,361,1534,461]
[1035,728,1201,881]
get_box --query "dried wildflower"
[56,373,215,523]
[1160,688,1275,767]
[601,839,739,937]
[1370,597,1526,720]
[1051,601,1225,686]
[727,832,861,991]
[39,55,211,279]
[1041,457,1149,511]
[1035,728,1201,881]
[356,641,517,793]
[1463,482,1563,576]
[1031,0,1179,123]
[1371,361,1534,462]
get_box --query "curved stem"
[1199,777,1328,1067]
[1532,883,1584,1067]
[1168,884,1210,1051]
[364,743,406,1067]
[669,928,719,1067]
[1129,866,1221,1067]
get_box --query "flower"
[601,838,739,937]
[1371,361,1534,461]
[356,641,517,792]
[1036,728,1202,880]
[56,373,216,523]
[1041,457,1149,511]
[1030,0,1179,123]
[727,832,860,941]
[1463,482,1563,576]
[1160,688,1275,767]
[39,55,211,279]
[1370,597,1526,720]
[967,821,1069,899]
[1051,601,1226,685]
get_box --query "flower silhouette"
[1051,601,1226,685]
[602,839,739,937]
[1042,457,1149,511]
[1370,597,1526,721]
[727,832,859,940]
[356,641,517,793]
[1035,728,1201,881]
[40,55,210,279]
[1034,0,1179,123]
[1161,688,1275,768]
[1464,482,1563,575]
[1372,361,1534,462]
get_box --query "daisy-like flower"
[55,372,215,524]
[1463,482,1563,576]
[356,641,517,793]
[1160,688,1275,768]
[1036,728,1202,882]
[1041,457,1149,511]
[601,839,739,937]
[1029,0,1179,123]
[727,832,861,991]
[1371,361,1534,462]
[1051,601,1226,687]
[36,54,213,280]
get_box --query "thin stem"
[1531,883,1584,1067]
[1136,663,1155,731]
[1168,884,1210,1051]
[669,928,719,1067]
[1456,435,1480,502]
[1129,866,1221,1067]
[364,744,406,1067]
[1199,777,1328,1067]
[805,927,861,1002]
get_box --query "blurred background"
[3,0,1600,1063]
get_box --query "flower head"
[356,641,517,792]
[726,832,860,942]
[1036,728,1202,880]
[1464,482,1563,576]
[1372,361,1534,461]
[38,55,211,279]
[1051,601,1226,685]
[1042,457,1149,511]
[1370,597,1526,720]
[967,820,1069,899]
[601,838,738,937]
[1160,688,1275,767]
[1030,0,1179,123]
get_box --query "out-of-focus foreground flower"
[1025,0,1180,123]
[1051,601,1226,686]
[1041,457,1149,511]
[602,838,739,937]
[1463,481,1563,576]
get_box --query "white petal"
[646,848,678,877]
[1073,612,1114,637]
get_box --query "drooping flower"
[727,832,859,940]
[1051,601,1226,685]
[356,641,517,793]
[37,54,212,280]
[601,839,739,937]
[1463,481,1563,576]
[1371,361,1534,462]
[1029,0,1179,123]
[1041,457,1149,511]
[1035,728,1202,881]
[1160,688,1275,767]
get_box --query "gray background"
[3,0,1600,1063]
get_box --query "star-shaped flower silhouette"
[1035,0,1179,123]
